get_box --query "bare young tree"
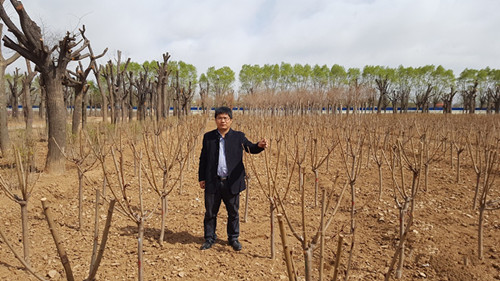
[471,136,499,260]
[383,137,423,280]
[368,125,389,200]
[139,120,200,244]
[310,126,337,207]
[98,132,156,281]
[338,122,365,281]
[0,148,40,266]
[56,129,99,230]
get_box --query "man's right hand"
[199,181,206,189]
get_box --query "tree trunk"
[23,79,33,137]
[39,87,46,120]
[43,73,67,174]
[270,200,275,260]
[303,247,313,281]
[82,93,88,130]
[72,90,83,135]
[396,207,406,279]
[0,64,10,157]
[137,219,145,281]
[22,70,36,171]
[20,200,30,266]
[159,195,167,244]
[478,205,485,259]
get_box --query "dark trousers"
[203,179,240,243]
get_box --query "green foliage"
[261,64,280,91]
[205,66,235,96]
[292,63,312,89]
[199,73,208,83]
[239,64,264,94]
[170,60,197,90]
[346,67,361,86]
[311,64,330,90]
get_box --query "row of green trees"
[238,63,500,114]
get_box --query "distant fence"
[5,105,491,114]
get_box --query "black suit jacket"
[198,128,264,195]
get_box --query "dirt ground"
[0,116,500,281]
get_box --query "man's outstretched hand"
[258,138,268,149]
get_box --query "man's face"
[215,113,232,131]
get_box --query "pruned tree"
[130,66,153,122]
[92,61,108,122]
[7,67,22,119]
[21,60,37,134]
[0,22,21,157]
[0,0,103,173]
[102,51,131,124]
[198,73,209,114]
[64,27,107,134]
[154,53,171,120]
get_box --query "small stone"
[418,271,427,278]
[178,272,185,277]
[47,270,59,278]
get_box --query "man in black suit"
[198,106,268,251]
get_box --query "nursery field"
[0,114,499,281]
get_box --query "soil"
[0,116,499,281]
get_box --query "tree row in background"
[238,63,500,115]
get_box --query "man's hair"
[215,106,233,119]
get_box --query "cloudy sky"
[2,0,499,79]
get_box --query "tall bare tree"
[0,22,21,157]
[64,28,107,134]
[0,0,100,173]
[7,67,22,119]
[102,51,130,124]
[155,53,170,120]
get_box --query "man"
[198,106,268,251]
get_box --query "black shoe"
[229,240,242,251]
[200,241,213,250]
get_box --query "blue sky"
[2,0,499,78]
